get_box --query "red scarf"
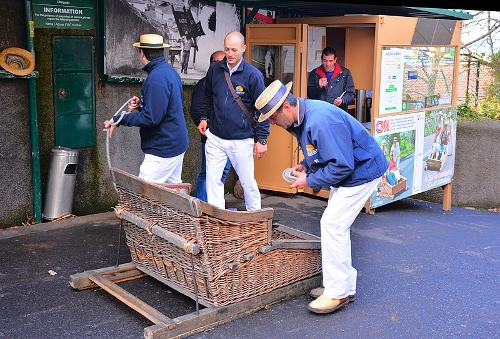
[314,63,342,81]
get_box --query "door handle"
[58,88,67,101]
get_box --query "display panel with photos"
[379,46,456,115]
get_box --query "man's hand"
[290,170,307,189]
[103,119,117,138]
[197,120,208,136]
[254,142,267,159]
[128,96,140,112]
[333,97,343,106]
[292,164,306,172]
[319,77,328,88]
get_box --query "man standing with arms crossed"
[255,80,387,314]
[198,31,269,210]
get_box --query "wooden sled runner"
[70,168,322,338]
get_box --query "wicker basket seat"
[111,168,322,307]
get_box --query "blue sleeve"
[306,122,355,188]
[307,71,322,99]
[119,80,169,127]
[249,70,270,141]
[190,80,204,126]
[342,70,356,106]
[200,65,214,121]
[300,158,310,171]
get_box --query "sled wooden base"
[70,262,321,338]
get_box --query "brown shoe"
[309,287,356,302]
[307,294,350,314]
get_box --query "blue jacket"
[201,58,269,141]
[289,99,388,189]
[190,76,209,143]
[115,57,188,158]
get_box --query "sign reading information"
[32,0,94,30]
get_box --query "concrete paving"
[0,194,498,338]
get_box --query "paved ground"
[0,194,498,338]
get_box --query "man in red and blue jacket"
[307,47,355,112]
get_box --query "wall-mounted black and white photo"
[105,0,241,81]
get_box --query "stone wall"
[0,0,33,227]
[414,119,500,209]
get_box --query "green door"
[52,36,95,148]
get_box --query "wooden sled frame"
[70,167,322,337]
[70,260,321,338]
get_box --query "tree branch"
[462,22,500,47]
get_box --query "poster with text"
[371,112,424,208]
[379,48,405,115]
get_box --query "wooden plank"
[112,168,202,217]
[137,266,212,308]
[144,275,322,338]
[121,210,200,255]
[200,202,274,223]
[271,239,321,249]
[88,273,175,327]
[443,183,452,212]
[273,224,320,240]
[267,219,273,243]
[261,240,321,253]
[70,262,145,290]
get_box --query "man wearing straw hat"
[104,34,188,184]
[255,80,388,314]
[197,31,269,210]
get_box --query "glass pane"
[250,45,295,87]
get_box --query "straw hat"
[0,47,35,76]
[255,80,293,122]
[133,34,170,49]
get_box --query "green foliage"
[457,101,480,120]
[378,133,415,161]
[399,137,414,159]
[487,51,500,99]
[476,96,500,120]
[476,51,500,120]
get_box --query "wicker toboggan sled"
[70,168,322,338]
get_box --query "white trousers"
[205,129,261,210]
[138,152,185,184]
[321,177,381,299]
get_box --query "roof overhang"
[223,1,473,20]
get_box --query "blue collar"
[296,98,306,127]
[220,57,246,74]
[142,57,165,73]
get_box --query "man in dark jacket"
[197,31,269,211]
[190,50,232,201]
[104,34,188,184]
[256,80,388,314]
[307,47,355,112]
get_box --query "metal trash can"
[355,89,366,122]
[43,147,79,220]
